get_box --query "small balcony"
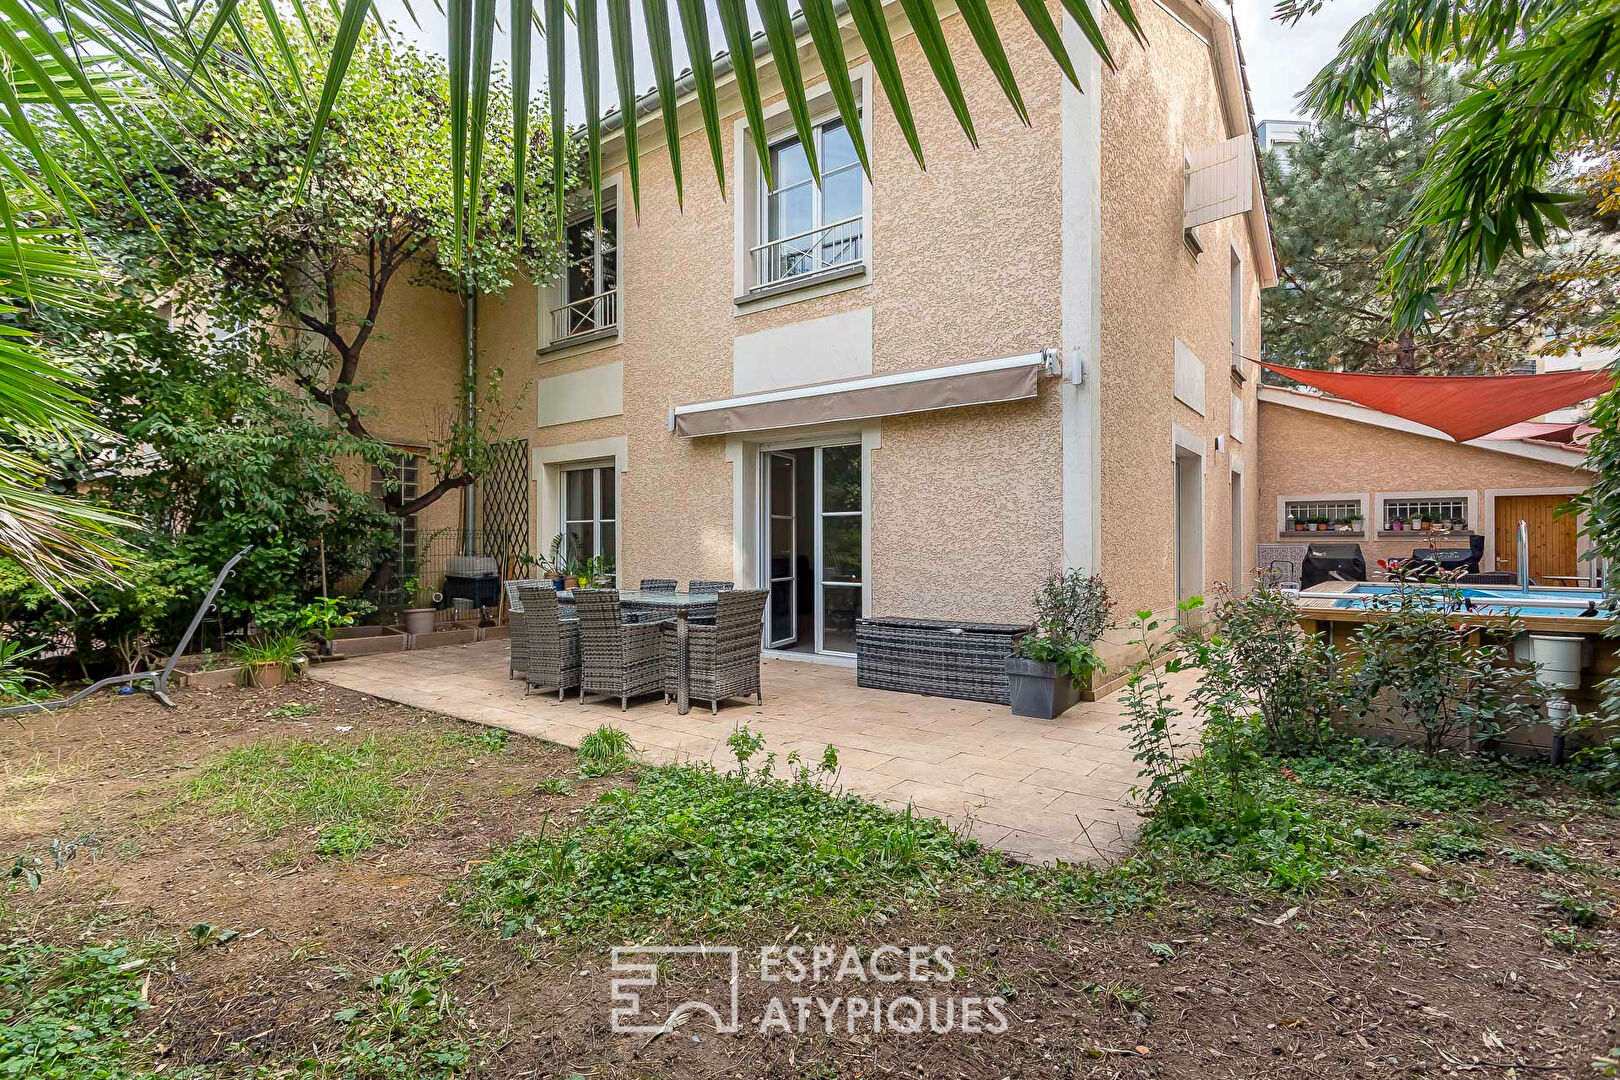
[748,216,864,295]
[546,289,618,350]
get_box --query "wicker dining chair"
[503,577,552,679]
[687,580,734,593]
[662,589,768,714]
[574,589,672,710]
[516,584,580,701]
[638,578,677,593]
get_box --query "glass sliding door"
[815,444,863,655]
[765,452,797,648]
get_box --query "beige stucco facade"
[1256,392,1593,578]
[343,0,1274,648]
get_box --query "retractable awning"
[670,350,1058,438]
[1260,361,1612,443]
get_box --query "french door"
[814,444,862,655]
[765,452,797,648]
[759,442,863,656]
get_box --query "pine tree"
[1261,60,1618,375]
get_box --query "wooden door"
[1494,494,1580,581]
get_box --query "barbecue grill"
[1300,543,1367,589]
[440,555,501,609]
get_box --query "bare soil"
[2,681,1617,1079]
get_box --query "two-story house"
[359,0,1276,662]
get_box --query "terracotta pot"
[246,661,287,688]
[564,576,580,590]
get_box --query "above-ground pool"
[1323,583,1613,620]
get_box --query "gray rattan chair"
[574,589,671,710]
[504,578,552,679]
[663,589,767,714]
[517,584,580,701]
[687,580,734,592]
[639,578,677,593]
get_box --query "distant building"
[1536,349,1615,423]
[1257,119,1310,172]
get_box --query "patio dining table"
[558,589,720,714]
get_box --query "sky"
[369,0,1377,126]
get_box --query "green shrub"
[1571,735,1620,795]
[1346,573,1545,755]
[464,761,970,940]
[316,947,486,1080]
[1013,570,1114,688]
[1194,581,1340,755]
[0,940,151,1080]
[576,725,636,777]
[1286,738,1538,810]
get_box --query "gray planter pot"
[402,607,436,636]
[1005,657,1083,720]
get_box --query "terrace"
[312,639,1181,864]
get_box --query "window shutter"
[1184,135,1255,230]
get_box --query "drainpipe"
[464,285,478,547]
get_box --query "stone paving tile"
[993,829,1107,866]
[312,639,1198,864]
[1022,767,1134,800]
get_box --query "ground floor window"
[370,451,420,578]
[561,463,617,573]
[1379,494,1470,533]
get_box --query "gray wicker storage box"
[855,617,1032,705]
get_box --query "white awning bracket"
[671,350,1053,438]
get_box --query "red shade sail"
[1260,362,1613,443]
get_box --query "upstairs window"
[752,118,863,290]
[555,208,617,342]
[541,192,620,353]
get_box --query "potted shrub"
[267,595,370,657]
[542,534,568,591]
[399,576,436,636]
[1005,570,1114,720]
[231,631,307,688]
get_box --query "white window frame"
[813,441,864,657]
[539,179,623,357]
[1229,241,1244,378]
[1374,489,1475,535]
[734,67,874,310]
[558,460,618,572]
[754,118,863,288]
[370,449,423,578]
[750,425,875,662]
[1276,491,1370,538]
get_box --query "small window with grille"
[370,451,421,578]
[1282,498,1364,534]
[1380,496,1469,532]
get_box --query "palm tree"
[0,0,1143,588]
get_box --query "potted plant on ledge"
[399,576,436,636]
[1005,570,1114,720]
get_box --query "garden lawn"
[1,680,1616,1079]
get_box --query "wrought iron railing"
[549,289,617,343]
[750,216,863,288]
